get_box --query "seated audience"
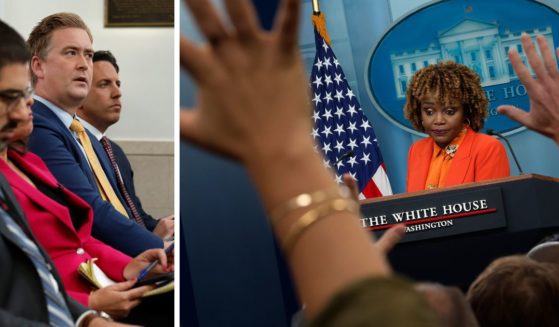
[0,18,127,327]
[181,0,438,325]
[403,61,510,192]
[27,12,163,256]
[415,283,479,327]
[467,255,559,327]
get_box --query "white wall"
[0,0,174,141]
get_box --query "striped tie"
[100,137,146,228]
[0,200,74,327]
[69,119,129,218]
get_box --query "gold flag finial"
[311,11,331,46]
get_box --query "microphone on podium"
[334,149,355,166]
[486,129,524,174]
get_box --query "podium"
[360,174,559,290]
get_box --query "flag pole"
[312,0,320,15]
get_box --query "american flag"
[310,13,392,198]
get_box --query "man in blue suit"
[26,13,163,256]
[77,50,174,239]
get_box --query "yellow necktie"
[69,119,129,218]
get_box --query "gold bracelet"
[282,197,359,256]
[270,185,352,225]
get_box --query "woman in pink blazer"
[404,61,510,192]
[0,81,171,320]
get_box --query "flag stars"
[322,142,332,155]
[322,40,329,51]
[334,107,345,119]
[335,174,343,184]
[314,58,323,70]
[334,124,346,136]
[346,88,355,100]
[323,109,333,121]
[361,152,371,165]
[312,92,322,105]
[334,73,343,85]
[312,111,321,123]
[312,75,323,88]
[334,90,344,102]
[321,125,333,137]
[348,138,358,150]
[323,159,331,168]
[361,136,372,147]
[347,155,358,167]
[323,91,333,104]
[361,119,371,131]
[349,172,358,181]
[333,58,340,68]
[324,74,333,87]
[311,127,319,138]
[323,57,332,70]
[347,121,358,133]
[334,140,345,152]
[347,105,358,117]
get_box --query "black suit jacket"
[110,139,158,231]
[0,173,86,325]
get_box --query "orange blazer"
[406,128,510,192]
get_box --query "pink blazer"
[0,149,131,305]
[406,128,511,192]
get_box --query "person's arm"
[28,122,163,256]
[497,34,559,146]
[181,0,390,318]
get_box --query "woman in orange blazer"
[404,61,510,192]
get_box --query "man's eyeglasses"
[0,87,33,112]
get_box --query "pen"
[137,242,174,281]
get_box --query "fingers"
[536,35,559,79]
[224,0,259,43]
[497,105,531,126]
[180,36,211,83]
[274,0,301,54]
[376,224,406,254]
[521,34,547,83]
[180,109,200,141]
[126,285,155,299]
[184,0,228,46]
[106,279,136,291]
[342,173,359,202]
[508,46,537,94]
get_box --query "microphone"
[334,150,354,166]
[486,129,524,174]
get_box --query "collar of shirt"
[76,116,104,141]
[33,95,75,130]
[432,126,468,159]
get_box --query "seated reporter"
[0,80,173,323]
[181,0,437,325]
[404,61,510,192]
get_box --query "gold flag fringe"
[312,12,331,47]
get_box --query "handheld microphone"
[334,149,354,166]
[487,129,524,174]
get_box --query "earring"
[464,118,471,126]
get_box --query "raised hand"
[180,0,312,163]
[497,34,559,145]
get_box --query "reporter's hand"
[123,248,172,280]
[88,280,153,319]
[497,34,559,145]
[153,215,174,239]
[342,173,360,201]
[375,224,406,254]
[180,0,310,164]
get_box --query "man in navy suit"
[77,50,174,239]
[0,18,120,327]
[26,13,163,256]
